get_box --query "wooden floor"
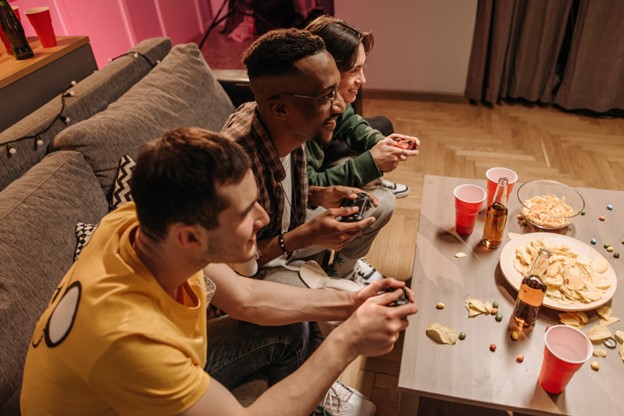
[340,97,624,415]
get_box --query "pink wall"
[10,0,212,68]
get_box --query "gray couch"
[0,37,243,414]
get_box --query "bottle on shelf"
[0,0,33,60]
[511,248,551,328]
[480,176,508,249]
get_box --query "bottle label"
[519,285,544,307]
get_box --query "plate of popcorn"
[516,180,585,230]
[500,233,617,311]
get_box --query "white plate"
[500,233,617,311]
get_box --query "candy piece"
[489,343,497,352]
[581,210,586,216]
[459,332,466,340]
[603,337,617,349]
[598,215,605,221]
[495,312,503,322]
[454,252,467,258]
[603,243,610,249]
[590,361,600,371]
[614,252,620,259]
[491,308,498,315]
[516,354,524,363]
[591,238,597,245]
[511,331,520,341]
[492,301,499,308]
[426,323,458,345]
[607,246,614,253]
[436,302,445,310]
[607,204,613,210]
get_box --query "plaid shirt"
[221,102,308,241]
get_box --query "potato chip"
[588,324,612,342]
[558,311,588,329]
[620,344,624,362]
[615,330,624,344]
[591,256,609,274]
[596,305,612,320]
[465,297,491,317]
[593,347,608,357]
[600,316,620,326]
[426,323,457,345]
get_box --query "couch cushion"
[0,151,109,410]
[0,37,172,192]
[51,42,236,201]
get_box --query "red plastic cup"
[1,6,21,55]
[485,167,518,206]
[25,7,57,48]
[538,325,592,394]
[454,184,486,236]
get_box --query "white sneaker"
[315,381,376,416]
[353,259,384,285]
[380,178,409,198]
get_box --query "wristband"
[278,229,293,259]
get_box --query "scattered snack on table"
[596,305,612,320]
[436,302,445,310]
[559,311,588,329]
[458,331,467,340]
[465,297,493,317]
[615,330,624,344]
[593,347,607,357]
[516,354,524,363]
[514,239,612,305]
[495,312,503,322]
[454,252,467,258]
[588,324,612,342]
[521,194,575,228]
[489,343,497,352]
[591,361,600,371]
[426,323,458,345]
[511,331,520,341]
[601,316,620,326]
[620,344,624,362]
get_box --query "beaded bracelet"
[278,229,293,259]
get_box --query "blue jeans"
[205,316,311,389]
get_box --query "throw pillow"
[51,42,236,199]
[109,155,135,210]
[74,222,97,261]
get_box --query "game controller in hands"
[391,137,418,151]
[383,287,409,307]
[340,192,372,222]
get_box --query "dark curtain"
[465,0,624,113]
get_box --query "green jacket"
[306,104,384,187]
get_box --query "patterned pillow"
[74,222,97,261]
[109,155,135,210]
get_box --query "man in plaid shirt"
[221,28,392,286]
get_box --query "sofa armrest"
[213,69,254,108]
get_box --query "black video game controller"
[383,287,409,307]
[340,192,372,222]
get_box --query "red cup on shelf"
[453,184,486,236]
[25,7,57,48]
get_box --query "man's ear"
[269,99,288,119]
[174,224,203,248]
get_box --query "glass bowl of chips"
[516,180,585,230]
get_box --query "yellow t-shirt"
[21,203,213,416]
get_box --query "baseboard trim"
[362,90,468,104]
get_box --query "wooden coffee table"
[398,175,624,415]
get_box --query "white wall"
[335,0,478,95]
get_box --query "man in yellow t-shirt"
[21,126,417,415]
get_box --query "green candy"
[492,301,499,308]
[495,312,503,322]
[459,332,467,340]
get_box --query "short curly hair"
[306,16,374,72]
[243,28,326,79]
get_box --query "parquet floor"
[341,98,624,416]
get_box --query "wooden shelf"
[0,36,91,89]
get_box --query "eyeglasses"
[270,87,338,107]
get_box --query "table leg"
[398,391,420,416]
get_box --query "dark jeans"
[205,316,311,389]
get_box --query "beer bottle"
[0,0,34,60]
[481,177,508,249]
[512,248,551,328]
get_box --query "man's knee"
[366,188,395,227]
